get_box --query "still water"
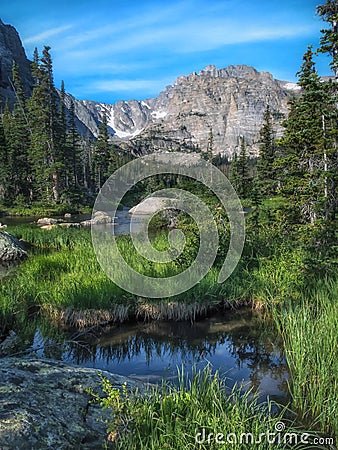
[31,308,289,404]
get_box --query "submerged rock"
[0,231,28,262]
[0,357,144,449]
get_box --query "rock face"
[0,231,28,262]
[0,357,144,449]
[72,64,299,157]
[0,19,33,107]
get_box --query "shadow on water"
[31,308,290,405]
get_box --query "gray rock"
[0,19,33,107]
[129,197,177,215]
[0,357,144,449]
[81,212,114,226]
[70,64,298,157]
[0,231,28,262]
[37,218,63,226]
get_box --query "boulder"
[0,231,28,262]
[37,217,63,226]
[0,357,144,449]
[81,212,113,226]
[129,197,177,215]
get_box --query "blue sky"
[1,0,333,104]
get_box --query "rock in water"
[0,357,144,449]
[0,231,28,262]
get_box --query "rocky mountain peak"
[0,19,33,106]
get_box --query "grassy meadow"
[0,222,337,443]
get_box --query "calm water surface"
[31,308,289,404]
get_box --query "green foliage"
[92,367,290,450]
[273,278,338,436]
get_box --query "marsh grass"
[0,226,314,331]
[93,366,334,449]
[93,366,293,450]
[273,278,338,437]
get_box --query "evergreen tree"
[229,138,251,198]
[8,62,32,202]
[317,0,338,80]
[93,113,110,190]
[65,99,82,193]
[277,47,330,225]
[0,113,9,202]
[256,105,277,197]
[27,46,64,201]
[237,137,251,197]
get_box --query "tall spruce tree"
[256,105,277,198]
[9,62,32,202]
[93,113,110,190]
[27,46,64,201]
[277,47,329,225]
[229,137,250,198]
[0,113,9,202]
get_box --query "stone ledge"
[0,357,143,449]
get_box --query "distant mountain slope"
[73,64,299,156]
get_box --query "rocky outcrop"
[0,357,144,449]
[0,231,28,262]
[0,19,33,107]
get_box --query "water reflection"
[32,308,289,403]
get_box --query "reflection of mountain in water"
[32,308,289,403]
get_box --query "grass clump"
[92,367,293,450]
[274,278,338,438]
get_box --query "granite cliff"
[0,19,33,107]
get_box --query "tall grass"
[273,278,338,437]
[92,366,294,450]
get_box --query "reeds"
[273,278,338,437]
[94,366,293,450]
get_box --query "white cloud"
[23,25,73,44]
[87,77,174,93]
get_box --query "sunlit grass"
[273,278,338,437]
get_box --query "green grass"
[0,202,91,217]
[1,224,337,441]
[92,366,296,450]
[273,278,338,438]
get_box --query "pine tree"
[0,113,9,202]
[317,0,338,80]
[277,47,330,225]
[256,105,277,197]
[65,99,81,192]
[93,113,110,190]
[27,46,64,201]
[8,62,32,202]
[229,138,251,198]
